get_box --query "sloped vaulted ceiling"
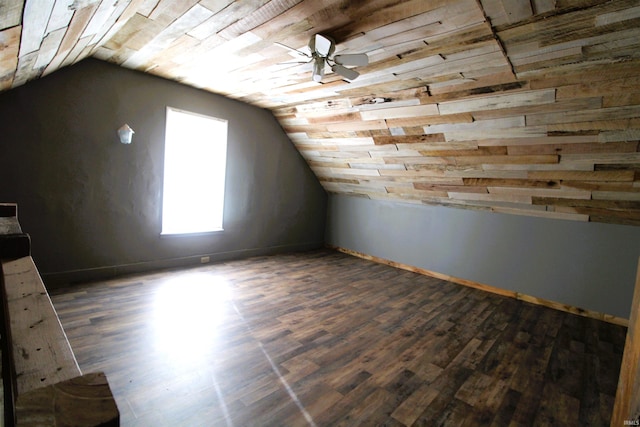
[1,0,639,225]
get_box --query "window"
[161,107,228,235]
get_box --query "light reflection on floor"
[153,273,232,365]
[54,266,318,426]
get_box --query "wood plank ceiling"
[1,0,639,225]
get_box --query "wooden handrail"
[0,203,119,426]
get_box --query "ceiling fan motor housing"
[308,33,368,82]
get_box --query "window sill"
[160,229,224,238]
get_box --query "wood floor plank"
[49,249,626,426]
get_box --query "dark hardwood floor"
[49,250,626,426]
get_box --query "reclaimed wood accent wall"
[0,0,639,224]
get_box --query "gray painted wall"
[0,59,326,285]
[326,194,640,319]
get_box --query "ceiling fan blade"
[313,34,334,57]
[312,57,325,82]
[274,42,311,58]
[332,64,360,81]
[334,54,369,67]
[277,60,312,65]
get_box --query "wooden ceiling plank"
[188,0,270,40]
[420,146,507,157]
[169,31,226,66]
[488,186,591,199]
[0,26,20,90]
[414,184,489,195]
[197,0,233,15]
[134,0,161,17]
[60,34,92,68]
[349,54,445,89]
[508,141,638,156]
[34,26,66,69]
[149,0,199,26]
[451,154,559,166]
[561,181,636,192]
[403,51,509,82]
[355,2,486,54]
[385,113,473,128]
[246,0,342,43]
[82,0,127,40]
[360,104,439,121]
[556,75,640,100]
[296,99,354,114]
[443,170,530,180]
[327,168,380,177]
[438,127,549,142]
[595,3,640,26]
[531,0,556,15]
[44,2,100,74]
[533,197,640,211]
[146,33,200,73]
[561,153,640,164]
[387,187,450,198]
[326,120,388,132]
[306,112,361,124]
[375,175,466,186]
[593,191,640,201]
[122,4,213,69]
[476,134,599,147]
[11,50,37,87]
[463,177,562,188]
[510,45,583,67]
[528,58,640,89]
[0,24,21,69]
[472,96,602,122]
[425,116,525,134]
[102,13,164,52]
[496,1,607,44]
[0,0,24,31]
[528,170,636,182]
[438,88,555,115]
[19,0,55,57]
[479,0,509,26]
[448,191,533,204]
[598,130,640,143]
[491,206,590,222]
[493,0,533,25]
[299,137,375,146]
[381,155,450,165]
[336,80,431,99]
[526,104,640,126]
[366,22,443,53]
[334,0,456,37]
[483,162,595,172]
[373,134,446,146]
[396,142,480,152]
[433,78,527,101]
[91,0,155,50]
[350,87,429,107]
[356,98,421,112]
[217,0,304,41]
[46,0,74,34]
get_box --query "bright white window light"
[162,107,228,235]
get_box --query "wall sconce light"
[117,124,135,144]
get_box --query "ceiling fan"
[277,34,369,82]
